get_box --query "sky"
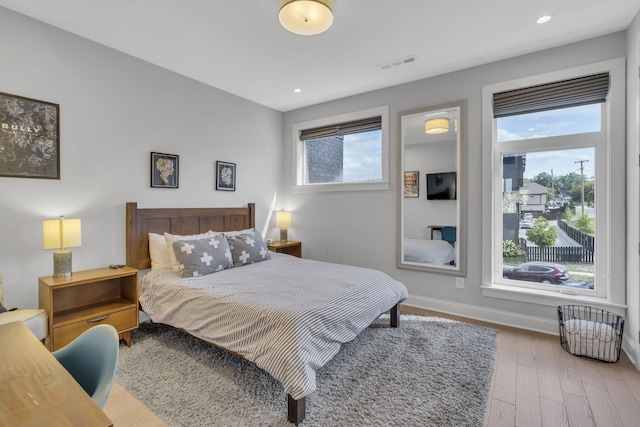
[497,104,599,178]
[342,130,382,181]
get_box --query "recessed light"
[293,88,302,93]
[536,15,552,24]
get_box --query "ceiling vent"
[377,55,418,71]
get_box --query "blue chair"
[440,226,457,246]
[52,324,120,408]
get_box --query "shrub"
[575,213,594,234]
[503,240,522,257]
[563,207,573,221]
[526,217,558,247]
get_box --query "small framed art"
[404,171,419,198]
[0,91,60,179]
[151,152,179,188]
[216,161,236,191]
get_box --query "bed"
[125,202,408,425]
[403,238,456,265]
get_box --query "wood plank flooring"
[103,306,640,426]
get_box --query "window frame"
[291,106,390,193]
[481,58,627,315]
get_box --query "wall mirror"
[397,100,466,276]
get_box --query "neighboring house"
[519,182,548,216]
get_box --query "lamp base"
[280,229,288,242]
[53,251,72,278]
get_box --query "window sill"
[481,283,626,316]
[292,181,389,193]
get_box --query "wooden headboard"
[125,202,255,270]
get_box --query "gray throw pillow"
[226,230,271,267]
[171,235,233,277]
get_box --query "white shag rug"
[115,314,497,427]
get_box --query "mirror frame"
[397,100,467,276]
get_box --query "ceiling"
[1,0,638,112]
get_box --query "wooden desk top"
[0,321,113,427]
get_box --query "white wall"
[625,10,640,366]
[403,141,457,239]
[0,8,283,309]
[282,32,631,342]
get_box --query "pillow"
[149,233,172,270]
[164,230,216,272]
[171,235,234,278]
[223,228,255,237]
[226,230,271,267]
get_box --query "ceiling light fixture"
[425,118,450,134]
[279,0,334,36]
[536,15,552,24]
[293,88,302,93]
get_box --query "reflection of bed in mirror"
[403,238,455,265]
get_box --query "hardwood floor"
[103,306,640,426]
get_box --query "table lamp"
[276,211,291,242]
[43,216,82,278]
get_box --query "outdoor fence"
[558,219,595,248]
[519,239,594,264]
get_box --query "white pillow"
[149,233,172,270]
[164,230,217,271]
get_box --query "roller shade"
[299,116,381,141]
[492,72,609,118]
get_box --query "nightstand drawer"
[52,307,137,350]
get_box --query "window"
[481,59,626,311]
[292,106,389,192]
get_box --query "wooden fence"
[519,238,594,264]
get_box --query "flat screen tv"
[426,172,457,200]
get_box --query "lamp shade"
[276,211,292,228]
[425,118,450,134]
[279,0,334,35]
[43,217,82,250]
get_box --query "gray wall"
[282,31,635,352]
[0,8,283,308]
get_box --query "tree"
[532,172,553,188]
[570,180,594,205]
[526,217,557,247]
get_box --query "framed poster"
[0,91,60,179]
[216,161,236,191]
[404,171,419,198]
[151,152,179,188]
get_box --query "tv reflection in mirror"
[426,172,457,200]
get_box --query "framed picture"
[404,171,419,198]
[216,161,236,191]
[0,91,60,179]
[151,152,179,188]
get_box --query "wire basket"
[557,305,624,363]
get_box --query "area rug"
[115,314,497,427]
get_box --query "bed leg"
[287,395,305,425]
[390,303,400,328]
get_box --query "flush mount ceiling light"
[279,0,334,35]
[425,118,450,134]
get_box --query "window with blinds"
[292,106,389,189]
[484,65,615,301]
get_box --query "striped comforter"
[139,253,408,400]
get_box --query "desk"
[0,321,113,427]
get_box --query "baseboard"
[403,295,638,367]
[404,295,559,335]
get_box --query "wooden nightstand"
[267,240,302,258]
[39,266,139,351]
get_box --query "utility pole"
[551,168,554,207]
[575,160,589,215]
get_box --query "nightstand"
[267,240,302,258]
[39,266,139,351]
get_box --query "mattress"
[139,253,408,400]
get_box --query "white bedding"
[403,238,455,265]
[139,253,408,400]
